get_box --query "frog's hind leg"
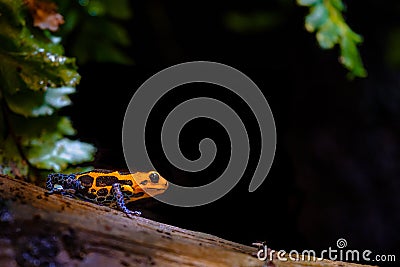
[111,183,141,217]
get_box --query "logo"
[255,238,396,263]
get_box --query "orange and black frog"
[46,169,168,216]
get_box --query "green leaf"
[305,4,328,32]
[70,19,132,64]
[61,9,80,34]
[330,0,345,11]
[340,36,367,77]
[298,0,367,77]
[45,87,75,108]
[93,42,133,65]
[27,138,96,172]
[0,0,96,180]
[104,22,131,47]
[5,86,75,117]
[1,0,24,21]
[0,45,80,96]
[54,0,133,65]
[17,51,80,91]
[6,90,55,117]
[104,0,132,20]
[86,0,106,17]
[11,115,76,146]
[316,20,339,49]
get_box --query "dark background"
[65,1,399,266]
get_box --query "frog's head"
[135,171,168,197]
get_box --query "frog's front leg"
[111,183,141,217]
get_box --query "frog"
[46,169,168,217]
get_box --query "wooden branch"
[0,175,378,267]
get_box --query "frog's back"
[74,169,151,206]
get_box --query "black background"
[65,1,400,266]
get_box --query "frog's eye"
[149,172,159,183]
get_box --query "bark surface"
[0,175,377,267]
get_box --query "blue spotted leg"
[111,183,141,217]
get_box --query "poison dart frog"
[46,169,168,216]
